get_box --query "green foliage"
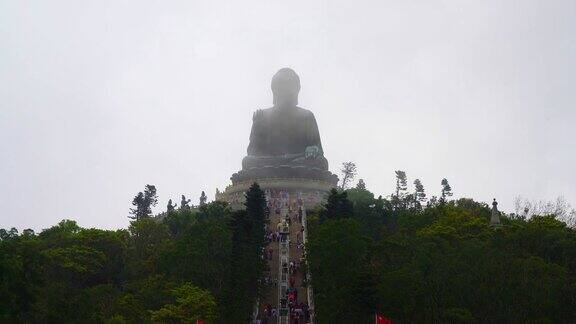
[340,161,357,189]
[307,188,576,323]
[320,188,353,222]
[345,187,388,239]
[220,183,267,321]
[197,200,232,222]
[356,178,366,190]
[307,219,373,323]
[441,178,453,201]
[129,185,158,220]
[151,283,217,324]
[159,218,232,298]
[346,187,375,207]
[413,178,426,205]
[163,208,197,236]
[0,199,262,323]
[395,170,408,197]
[4,179,576,323]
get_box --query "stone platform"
[216,177,335,210]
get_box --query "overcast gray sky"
[1,0,575,231]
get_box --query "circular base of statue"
[216,177,336,210]
[231,166,338,186]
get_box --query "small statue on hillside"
[490,198,501,226]
[180,195,191,210]
[167,199,177,212]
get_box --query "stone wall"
[216,178,334,210]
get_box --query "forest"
[1,176,576,323]
[307,176,576,323]
[0,184,267,323]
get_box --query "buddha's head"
[272,68,300,107]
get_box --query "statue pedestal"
[216,177,336,210]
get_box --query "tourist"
[302,303,309,321]
[277,220,283,232]
[294,306,303,323]
[288,291,295,303]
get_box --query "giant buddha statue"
[230,68,338,185]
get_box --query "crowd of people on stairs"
[255,194,313,324]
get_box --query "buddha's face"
[272,68,300,107]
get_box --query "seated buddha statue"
[241,68,329,172]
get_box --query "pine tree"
[356,179,366,190]
[129,184,158,220]
[340,162,357,189]
[321,188,354,222]
[223,183,267,320]
[392,171,408,210]
[441,178,453,202]
[395,171,408,198]
[427,195,439,207]
[414,179,427,203]
[244,183,267,248]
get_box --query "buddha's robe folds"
[242,105,329,171]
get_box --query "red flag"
[197,320,204,324]
[376,313,392,324]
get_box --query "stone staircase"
[257,197,314,324]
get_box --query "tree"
[244,183,267,245]
[391,171,409,210]
[427,195,439,208]
[199,191,208,206]
[128,217,169,275]
[513,196,576,227]
[150,283,218,324]
[356,179,366,190]
[167,199,177,213]
[3,193,576,323]
[340,162,357,189]
[395,171,408,198]
[180,195,191,211]
[347,187,375,207]
[22,229,35,237]
[221,183,268,321]
[129,185,158,221]
[39,219,81,239]
[414,179,427,204]
[441,178,453,202]
[197,201,232,222]
[307,219,373,323]
[0,228,19,240]
[321,188,354,222]
[159,215,232,298]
